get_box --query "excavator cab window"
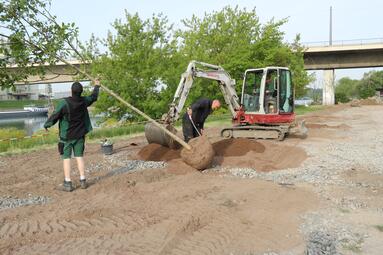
[242,70,263,112]
[264,69,278,114]
[279,69,294,113]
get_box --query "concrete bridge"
[11,60,90,85]
[6,40,383,104]
[304,42,383,70]
[304,41,383,104]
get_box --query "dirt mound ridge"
[306,123,350,129]
[213,138,265,156]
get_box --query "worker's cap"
[71,82,83,96]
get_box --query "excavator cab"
[239,67,295,125]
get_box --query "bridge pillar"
[322,69,335,105]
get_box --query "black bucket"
[101,144,113,155]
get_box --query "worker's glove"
[187,107,192,116]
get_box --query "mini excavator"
[145,60,307,147]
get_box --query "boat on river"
[0,105,48,119]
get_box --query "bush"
[335,92,350,104]
[0,128,26,140]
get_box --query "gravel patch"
[86,152,166,174]
[105,160,166,177]
[0,195,50,210]
[301,211,366,254]
[305,231,338,255]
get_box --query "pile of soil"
[213,138,265,156]
[215,141,307,172]
[138,138,306,172]
[350,97,383,107]
[138,143,180,161]
[138,138,266,162]
[360,97,382,105]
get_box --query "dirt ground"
[1,105,383,254]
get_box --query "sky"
[46,0,383,92]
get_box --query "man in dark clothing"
[182,98,221,142]
[44,80,100,191]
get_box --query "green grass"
[374,225,383,232]
[0,99,60,110]
[88,124,145,140]
[338,208,351,213]
[295,105,325,115]
[0,128,26,140]
[342,241,363,253]
[0,124,147,155]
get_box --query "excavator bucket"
[144,123,181,149]
[289,120,308,137]
[299,120,308,136]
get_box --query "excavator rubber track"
[220,125,290,141]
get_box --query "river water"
[0,116,101,136]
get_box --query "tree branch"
[32,3,87,62]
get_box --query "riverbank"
[0,105,324,154]
[0,100,54,110]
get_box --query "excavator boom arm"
[164,61,240,123]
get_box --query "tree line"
[335,70,383,103]
[1,1,311,120]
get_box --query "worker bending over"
[182,98,221,142]
[44,80,100,192]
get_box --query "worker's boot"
[63,180,74,192]
[80,179,88,189]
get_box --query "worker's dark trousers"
[182,113,201,142]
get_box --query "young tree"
[90,12,178,119]
[335,77,359,102]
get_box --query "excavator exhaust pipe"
[144,123,181,149]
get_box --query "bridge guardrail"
[303,38,383,47]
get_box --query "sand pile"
[138,138,307,172]
[138,143,180,161]
[214,141,307,172]
[213,138,265,156]
[139,138,265,161]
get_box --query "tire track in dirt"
[0,211,147,242]
[3,210,166,255]
[163,214,241,255]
